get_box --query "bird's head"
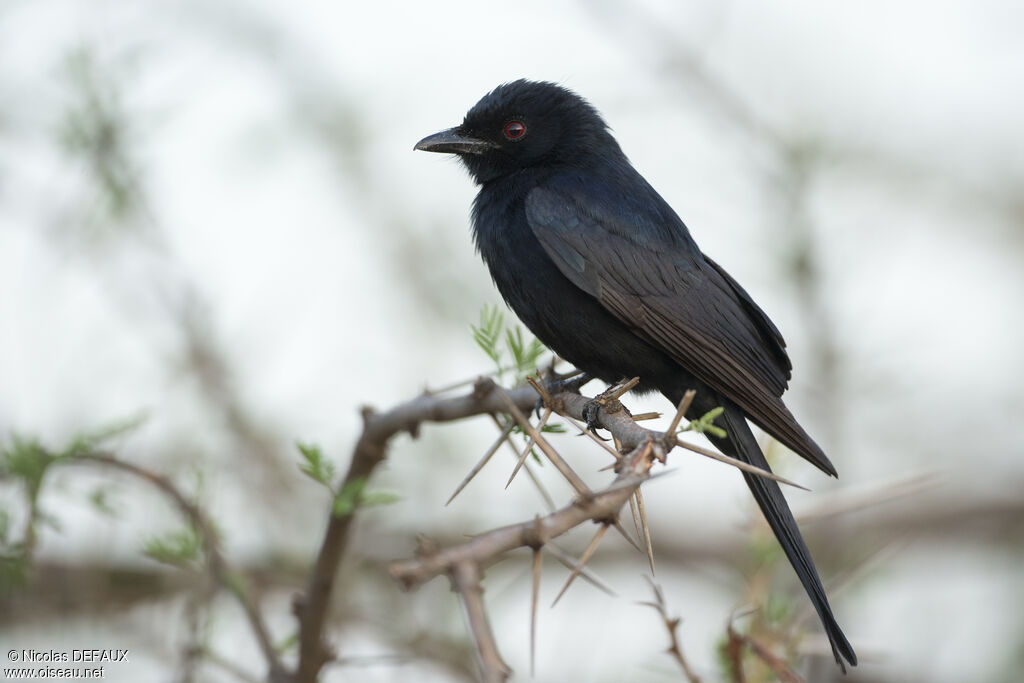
[415,79,621,184]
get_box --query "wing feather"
[526,185,836,475]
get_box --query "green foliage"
[2,418,145,500]
[294,443,400,517]
[0,507,25,592]
[472,305,505,367]
[715,633,741,683]
[510,422,566,436]
[762,594,793,626]
[749,533,783,569]
[143,525,202,568]
[296,442,336,489]
[276,632,299,654]
[505,326,547,380]
[686,406,727,439]
[57,46,141,228]
[471,304,550,383]
[0,550,30,595]
[0,422,143,591]
[0,508,10,546]
[63,414,147,459]
[332,477,400,518]
[222,570,249,600]
[360,489,402,508]
[2,436,53,498]
[88,486,118,517]
[332,478,366,517]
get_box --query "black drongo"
[415,79,856,670]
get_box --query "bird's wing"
[526,184,835,475]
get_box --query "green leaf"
[332,478,367,517]
[471,304,551,382]
[0,508,10,545]
[89,487,118,517]
[332,478,400,517]
[520,338,547,376]
[0,551,30,593]
[360,490,401,507]
[222,570,248,599]
[296,442,336,488]
[471,305,505,368]
[143,526,201,568]
[687,406,727,438]
[3,436,52,496]
[763,595,793,625]
[511,422,565,437]
[506,327,548,381]
[276,632,299,653]
[62,414,147,458]
[506,327,525,368]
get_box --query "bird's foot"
[580,377,639,436]
[532,371,594,418]
[581,399,609,437]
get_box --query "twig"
[201,647,264,683]
[389,444,658,589]
[726,621,803,683]
[293,380,542,682]
[387,378,812,676]
[288,374,806,680]
[530,543,542,677]
[72,453,286,681]
[641,578,703,683]
[452,560,511,683]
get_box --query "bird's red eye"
[503,121,526,141]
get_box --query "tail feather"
[712,400,857,670]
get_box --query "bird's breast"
[470,182,685,391]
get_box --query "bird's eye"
[503,120,526,141]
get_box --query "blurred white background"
[2,1,1022,681]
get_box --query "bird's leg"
[532,370,594,419]
[581,377,639,435]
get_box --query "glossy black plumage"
[416,79,856,669]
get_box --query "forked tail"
[710,400,857,670]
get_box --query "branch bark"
[292,379,542,682]
[72,453,287,682]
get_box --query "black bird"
[415,79,856,670]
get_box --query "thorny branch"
[24,370,806,683]
[640,578,703,683]
[293,379,544,682]
[25,371,803,683]
[378,377,794,681]
[452,560,512,683]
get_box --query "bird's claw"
[582,399,610,439]
[579,378,637,438]
[533,371,594,418]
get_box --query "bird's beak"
[414,127,497,155]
